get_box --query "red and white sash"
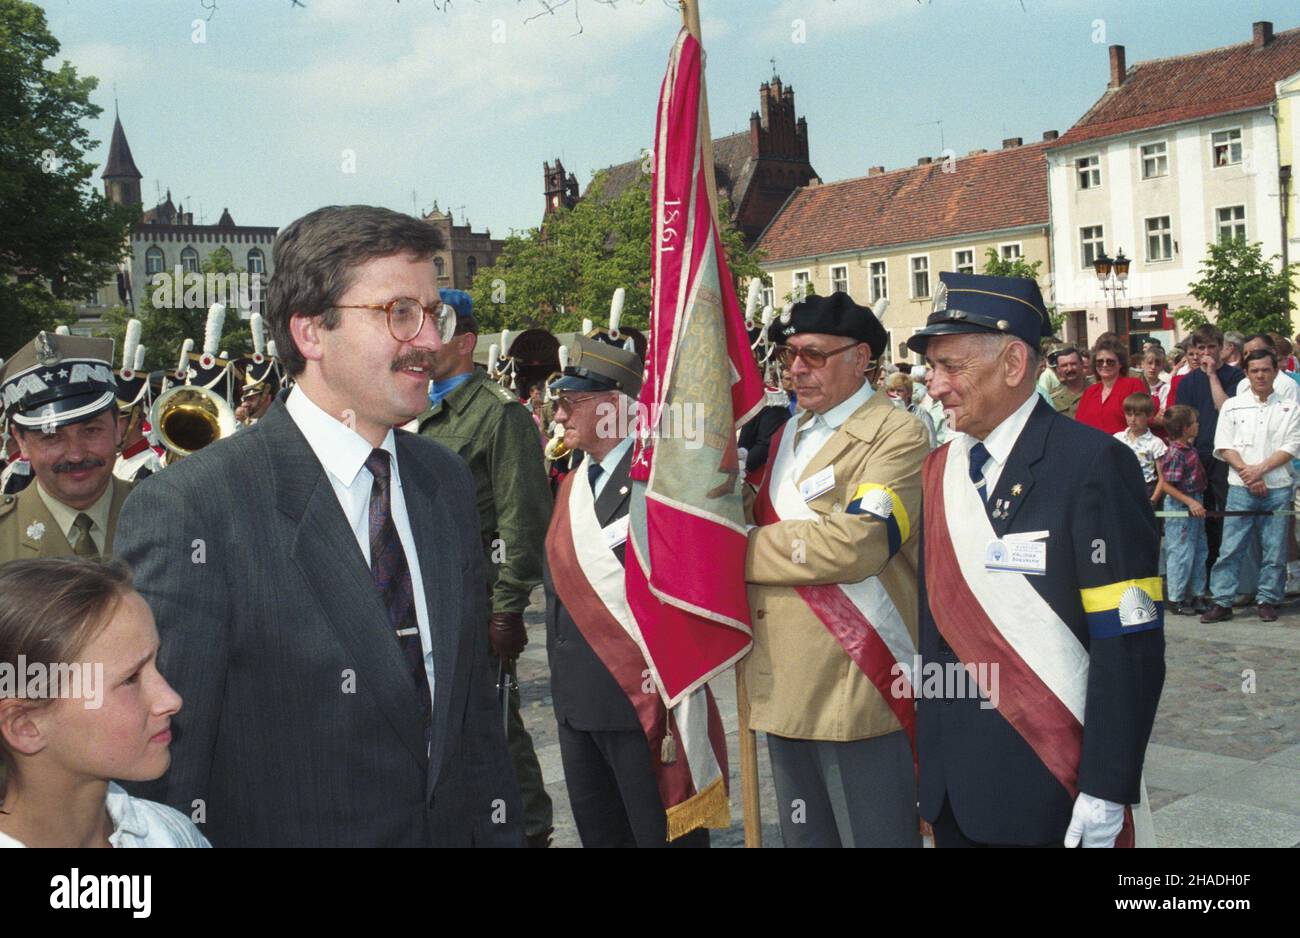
[545,469,730,840]
[922,438,1153,847]
[752,421,918,748]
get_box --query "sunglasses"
[775,341,861,369]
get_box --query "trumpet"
[149,385,237,466]
[544,424,570,462]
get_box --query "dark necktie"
[968,442,990,501]
[587,458,604,493]
[365,449,432,740]
[73,513,100,560]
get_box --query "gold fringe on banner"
[665,775,730,841]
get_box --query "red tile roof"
[1051,26,1300,149]
[756,141,1049,263]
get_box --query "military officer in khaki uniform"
[0,332,132,562]
[417,290,556,847]
[1048,346,1093,419]
[744,292,929,848]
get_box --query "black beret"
[764,292,888,359]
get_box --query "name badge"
[602,515,630,550]
[985,537,1047,575]
[800,465,836,502]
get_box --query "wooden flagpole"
[679,0,763,849]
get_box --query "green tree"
[469,170,764,333]
[99,247,253,372]
[0,0,136,358]
[980,247,1066,334]
[1180,238,1297,336]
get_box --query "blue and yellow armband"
[1079,577,1164,639]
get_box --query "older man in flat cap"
[910,271,1164,848]
[0,332,132,562]
[744,292,930,848]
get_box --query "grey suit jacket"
[115,398,523,846]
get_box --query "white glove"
[1064,792,1125,848]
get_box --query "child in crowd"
[0,558,209,848]
[1141,348,1171,439]
[1115,392,1167,500]
[1155,405,1210,615]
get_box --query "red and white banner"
[547,471,730,839]
[625,26,765,709]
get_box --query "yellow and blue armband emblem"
[845,482,910,558]
[1079,578,1164,639]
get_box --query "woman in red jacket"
[1075,336,1146,434]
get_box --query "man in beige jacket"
[745,292,930,847]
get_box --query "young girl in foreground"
[0,557,209,847]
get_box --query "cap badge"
[931,282,948,315]
[779,302,793,325]
[35,332,60,367]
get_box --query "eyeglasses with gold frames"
[333,297,455,343]
[774,341,862,369]
[552,394,600,413]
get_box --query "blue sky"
[37,0,1300,238]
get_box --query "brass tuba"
[149,385,237,465]
[544,423,570,462]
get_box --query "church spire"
[102,110,143,207]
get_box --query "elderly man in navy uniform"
[542,335,711,848]
[0,332,132,562]
[909,272,1165,848]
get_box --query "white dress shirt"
[1213,388,1300,489]
[592,433,635,501]
[967,390,1040,498]
[0,783,211,847]
[792,380,874,480]
[285,386,436,708]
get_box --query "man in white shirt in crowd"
[1202,348,1300,624]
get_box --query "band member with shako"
[745,292,928,848]
[233,314,282,429]
[909,271,1165,848]
[0,333,132,563]
[543,334,720,847]
[113,318,162,483]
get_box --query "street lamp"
[1093,246,1129,306]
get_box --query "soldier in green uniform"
[0,332,132,563]
[417,290,556,846]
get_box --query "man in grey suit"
[116,205,523,846]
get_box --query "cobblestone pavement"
[518,589,1299,848]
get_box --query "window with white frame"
[145,246,165,276]
[1000,243,1022,261]
[830,265,848,294]
[1145,216,1173,262]
[1080,225,1104,268]
[869,261,887,302]
[883,329,897,363]
[954,249,974,274]
[792,270,811,302]
[247,248,265,275]
[910,255,930,299]
[760,285,774,311]
[85,288,100,307]
[1076,155,1101,189]
[1212,128,1242,167]
[1140,141,1168,179]
[1216,205,1246,243]
[181,247,200,274]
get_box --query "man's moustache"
[54,457,106,473]
[391,351,438,372]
